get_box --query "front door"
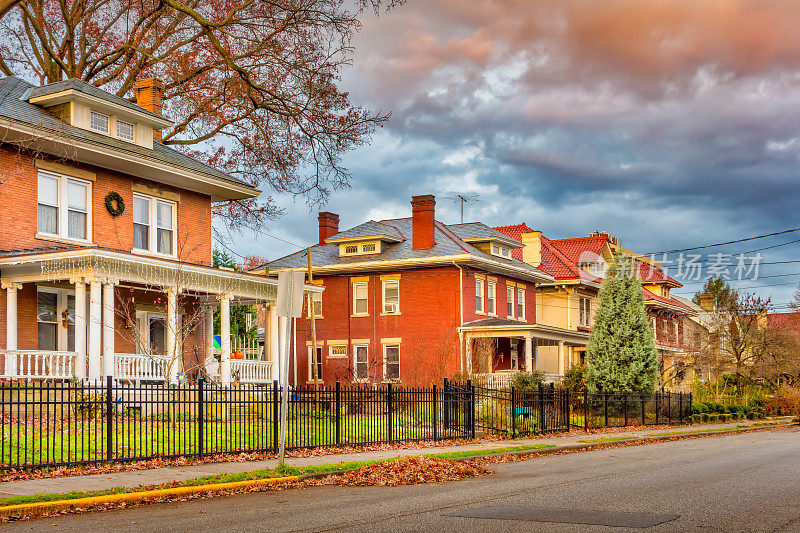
[37,287,76,351]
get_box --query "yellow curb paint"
[0,475,301,520]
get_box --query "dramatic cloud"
[234,0,800,305]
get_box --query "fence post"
[679,392,684,424]
[641,394,646,426]
[387,383,393,443]
[584,389,589,431]
[511,386,516,438]
[335,381,341,445]
[432,384,438,441]
[105,375,113,463]
[565,387,570,429]
[272,380,279,454]
[468,380,475,440]
[604,392,609,427]
[623,392,629,427]
[198,378,205,459]
[538,385,545,435]
[443,378,449,431]
[668,392,672,425]
[655,392,659,425]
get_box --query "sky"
[229,0,800,309]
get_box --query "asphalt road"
[8,428,800,532]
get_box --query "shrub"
[563,365,586,392]
[510,371,545,392]
[762,386,800,416]
[689,414,702,424]
[691,403,708,415]
[701,413,710,422]
[719,413,732,422]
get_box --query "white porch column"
[465,334,473,374]
[525,335,534,372]
[558,340,566,376]
[3,282,21,377]
[166,288,180,383]
[88,280,102,381]
[220,293,231,385]
[102,281,116,378]
[74,279,87,379]
[205,307,214,361]
[267,303,278,380]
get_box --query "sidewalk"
[0,419,792,499]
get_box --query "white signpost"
[276,270,305,464]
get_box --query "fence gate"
[442,379,474,438]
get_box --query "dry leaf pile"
[311,457,490,487]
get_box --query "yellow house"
[495,225,696,386]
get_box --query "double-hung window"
[308,346,323,382]
[382,280,399,314]
[579,297,591,326]
[506,285,515,318]
[384,344,400,381]
[487,282,496,315]
[309,292,322,318]
[353,281,368,315]
[37,171,91,242]
[90,110,109,133]
[354,345,369,380]
[517,288,525,320]
[475,278,484,313]
[133,194,175,256]
[37,288,76,352]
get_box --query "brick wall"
[0,145,212,265]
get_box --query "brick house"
[495,225,697,388]
[0,76,318,383]
[254,195,555,387]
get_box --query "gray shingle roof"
[29,78,168,122]
[0,76,253,190]
[265,217,551,282]
[327,220,405,242]
[462,317,532,327]
[447,222,523,247]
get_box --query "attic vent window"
[117,120,134,141]
[90,111,109,133]
[362,243,376,252]
[345,245,358,254]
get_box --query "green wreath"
[105,191,125,217]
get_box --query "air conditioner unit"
[385,303,397,313]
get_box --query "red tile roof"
[767,312,800,333]
[642,288,695,312]
[493,223,534,261]
[547,235,609,264]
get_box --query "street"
[7,428,800,532]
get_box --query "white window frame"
[90,110,109,134]
[132,193,177,257]
[510,340,519,370]
[307,345,323,383]
[37,170,93,243]
[517,288,525,320]
[579,297,591,327]
[487,281,496,316]
[382,280,400,314]
[354,345,369,381]
[506,285,515,318]
[308,292,322,318]
[383,344,400,381]
[352,281,369,316]
[135,310,169,356]
[329,345,347,359]
[36,287,76,352]
[475,278,484,314]
[116,119,135,142]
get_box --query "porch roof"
[0,247,322,301]
[459,319,590,345]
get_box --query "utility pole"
[307,248,320,400]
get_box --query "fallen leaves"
[311,457,491,487]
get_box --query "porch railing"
[474,371,564,389]
[0,350,76,379]
[113,353,169,382]
[230,359,272,383]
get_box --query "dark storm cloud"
[235,0,800,304]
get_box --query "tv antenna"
[444,193,480,223]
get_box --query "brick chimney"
[521,230,542,267]
[133,78,165,142]
[411,195,436,250]
[318,212,339,245]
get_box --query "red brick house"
[255,195,555,387]
[0,76,317,383]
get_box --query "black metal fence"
[0,378,473,470]
[0,378,692,470]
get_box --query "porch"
[461,319,589,386]
[0,248,320,384]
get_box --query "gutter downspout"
[452,261,464,373]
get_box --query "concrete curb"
[1,422,795,521]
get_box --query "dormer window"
[340,240,381,257]
[490,243,510,258]
[90,110,109,133]
[117,120,135,141]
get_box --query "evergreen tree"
[585,253,659,392]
